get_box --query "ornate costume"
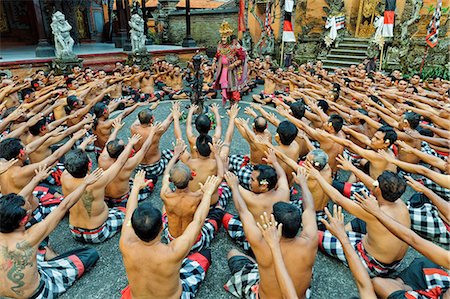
[213,21,248,105]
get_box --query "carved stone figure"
[129,14,147,53]
[51,11,75,59]
[242,30,253,53]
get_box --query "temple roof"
[145,0,229,9]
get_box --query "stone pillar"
[114,0,128,48]
[181,0,196,47]
[33,0,55,57]
[156,0,180,44]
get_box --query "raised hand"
[129,134,142,145]
[173,139,187,157]
[354,191,380,214]
[210,103,220,115]
[244,106,257,118]
[27,114,44,127]
[224,171,239,189]
[50,126,65,136]
[405,176,426,193]
[377,149,393,161]
[0,158,18,174]
[302,160,321,179]
[209,139,223,156]
[256,212,281,249]
[266,112,279,124]
[189,104,199,114]
[32,164,52,182]
[199,175,219,195]
[171,102,182,119]
[227,104,240,119]
[73,129,88,140]
[262,148,278,165]
[292,167,308,185]
[320,205,346,240]
[133,169,152,190]
[396,140,414,153]
[336,154,354,172]
[85,168,104,185]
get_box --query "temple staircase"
[322,37,370,70]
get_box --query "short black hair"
[106,140,125,159]
[356,108,368,124]
[328,114,344,132]
[92,102,108,129]
[195,114,211,135]
[66,95,79,110]
[289,101,306,119]
[377,125,397,146]
[317,100,329,113]
[64,149,90,178]
[273,202,301,238]
[131,203,162,242]
[21,88,34,99]
[254,164,277,191]
[403,112,420,129]
[196,134,212,157]
[66,78,76,86]
[253,116,267,133]
[0,138,23,160]
[330,90,340,101]
[31,79,40,90]
[0,194,26,233]
[28,117,47,136]
[417,126,433,137]
[277,121,298,145]
[138,109,153,125]
[377,171,406,202]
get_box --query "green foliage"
[408,65,450,80]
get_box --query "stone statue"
[51,11,75,59]
[129,14,146,53]
[242,30,253,53]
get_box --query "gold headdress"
[219,21,234,38]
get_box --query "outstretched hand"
[173,139,187,157]
[320,205,346,240]
[199,175,219,195]
[336,154,354,172]
[302,161,321,179]
[227,104,240,119]
[354,191,380,215]
[133,169,152,190]
[262,148,278,165]
[34,164,53,182]
[292,167,308,185]
[85,168,104,185]
[257,212,282,250]
[405,176,426,193]
[224,171,239,189]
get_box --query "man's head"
[374,171,406,202]
[273,202,301,238]
[106,139,125,159]
[0,193,31,233]
[0,138,27,162]
[410,74,421,86]
[72,66,81,74]
[392,70,402,80]
[317,100,329,113]
[195,114,211,135]
[64,149,90,178]
[21,88,35,103]
[306,149,328,171]
[276,121,298,145]
[250,164,277,193]
[397,79,408,92]
[370,125,397,150]
[196,134,212,157]
[29,117,48,136]
[131,203,162,242]
[31,79,44,91]
[289,101,306,119]
[253,116,267,133]
[66,78,79,90]
[138,109,154,125]
[92,102,109,120]
[400,112,420,130]
[169,162,192,189]
[325,114,344,133]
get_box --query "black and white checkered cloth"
[180,254,208,298]
[228,154,254,190]
[320,230,402,277]
[26,204,58,228]
[421,141,440,158]
[422,177,450,201]
[69,207,125,243]
[408,201,450,246]
[136,149,174,177]
[225,215,251,252]
[217,182,232,208]
[343,148,362,167]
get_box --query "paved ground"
[44,90,421,299]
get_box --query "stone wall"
[167,8,238,48]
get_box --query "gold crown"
[219,21,234,37]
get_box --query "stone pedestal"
[35,40,55,57]
[126,52,152,68]
[182,36,197,48]
[51,58,83,75]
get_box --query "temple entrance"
[355,0,380,37]
[0,0,39,44]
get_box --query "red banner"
[238,0,245,32]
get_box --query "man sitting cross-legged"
[99,119,161,207]
[303,159,411,277]
[222,149,290,252]
[224,168,317,299]
[0,168,103,299]
[161,139,224,252]
[120,171,219,299]
[62,134,141,244]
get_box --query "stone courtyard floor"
[46,89,420,299]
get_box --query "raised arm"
[160,139,186,197]
[293,168,318,239]
[263,148,290,192]
[171,102,183,140]
[220,104,239,160]
[336,154,375,188]
[396,140,447,172]
[355,192,450,268]
[210,104,222,141]
[186,104,197,147]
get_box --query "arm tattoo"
[0,241,34,296]
[81,190,95,217]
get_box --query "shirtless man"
[160,140,225,252]
[223,149,290,251]
[0,169,102,299]
[100,121,159,207]
[166,66,190,100]
[252,69,285,105]
[62,134,141,243]
[119,172,219,299]
[304,160,411,278]
[130,107,174,177]
[140,68,164,100]
[224,168,317,299]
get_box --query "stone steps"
[329,48,367,56]
[323,37,370,70]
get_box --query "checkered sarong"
[162,213,217,253]
[32,248,98,299]
[69,207,125,243]
[341,182,370,201]
[136,149,174,177]
[217,182,232,208]
[180,254,208,299]
[33,185,63,206]
[104,191,147,208]
[343,148,362,166]
[408,202,450,245]
[42,162,65,186]
[224,215,251,251]
[421,141,439,158]
[422,177,450,201]
[320,230,402,277]
[26,204,58,228]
